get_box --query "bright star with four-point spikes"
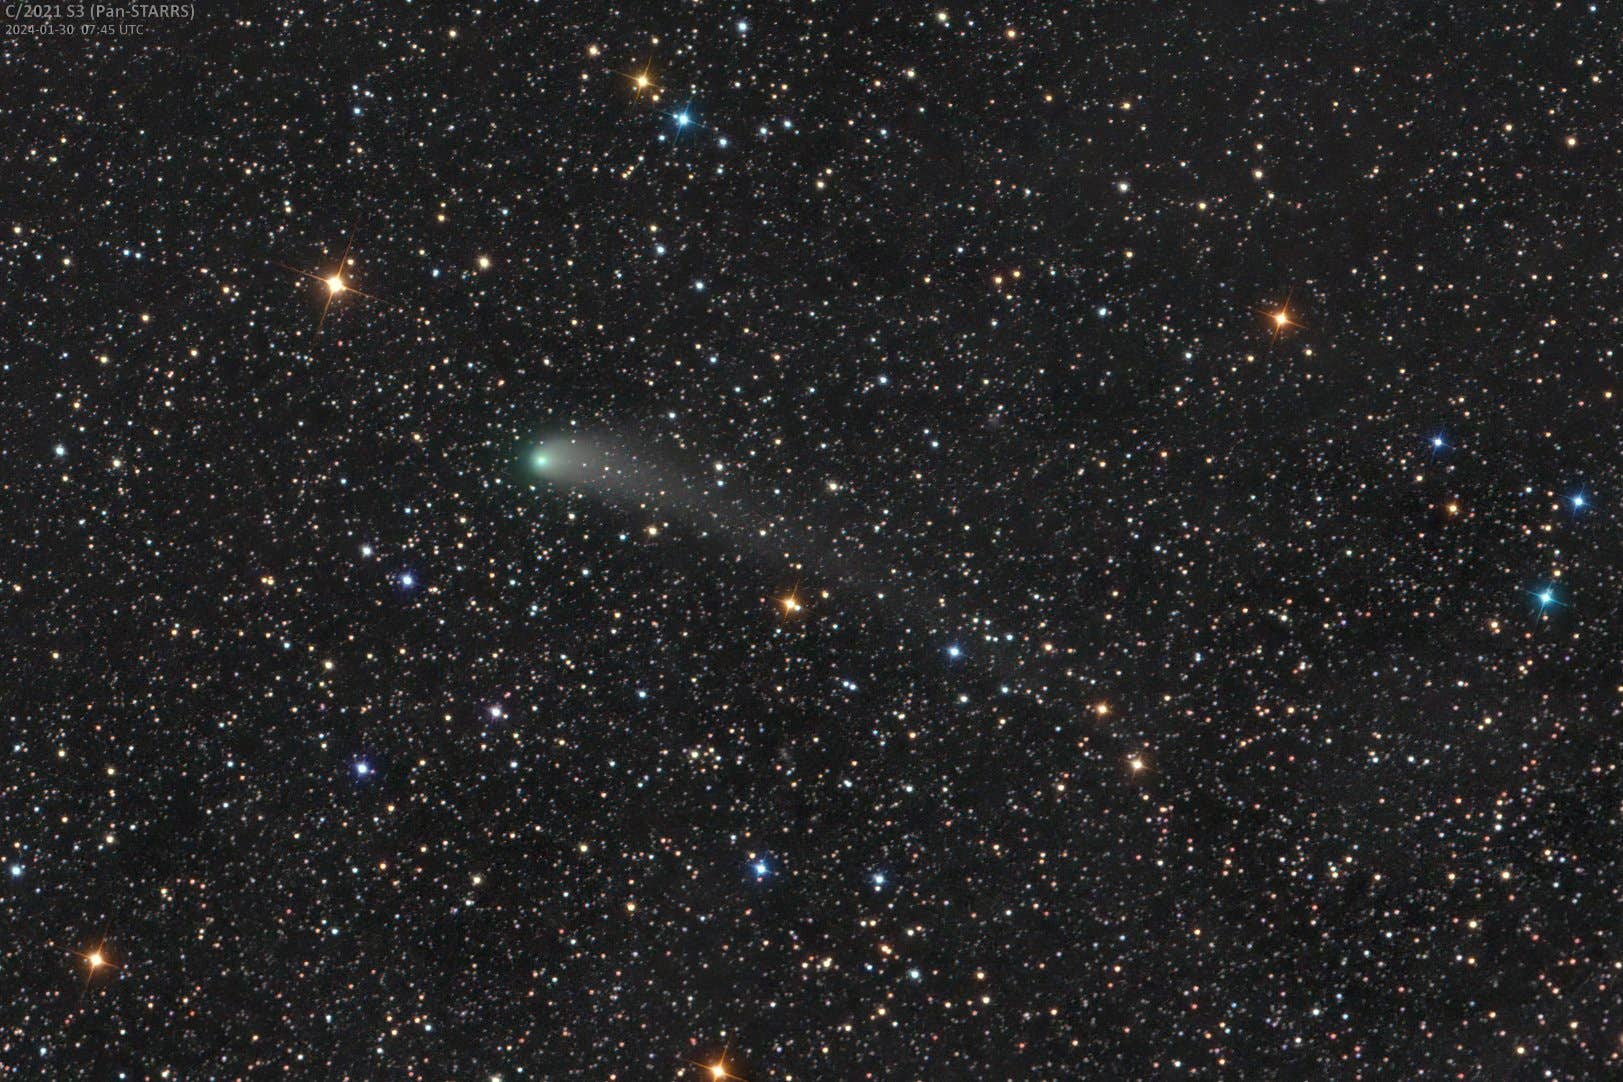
[1528,584,1565,617]
[277,228,382,332]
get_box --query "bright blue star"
[1528,584,1565,616]
[752,859,770,879]
[946,645,962,660]
[8,863,21,878]
[354,760,371,777]
[871,871,887,889]
[675,110,691,127]
[398,571,415,588]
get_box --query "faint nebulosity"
[3,4,1620,1079]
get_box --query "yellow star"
[622,59,660,102]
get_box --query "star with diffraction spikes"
[687,1041,744,1081]
[776,579,807,620]
[63,937,119,1000]
[277,226,382,332]
[1261,293,1302,341]
[618,57,661,103]
[1527,582,1566,620]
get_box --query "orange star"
[67,937,120,998]
[688,1040,742,1080]
[776,579,808,619]
[278,227,382,332]
[1261,293,1303,341]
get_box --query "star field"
[3,4,1622,1078]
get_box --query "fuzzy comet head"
[527,439,607,486]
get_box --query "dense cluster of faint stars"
[5,3,1621,1079]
